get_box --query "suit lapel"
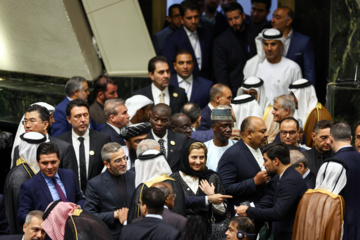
[239,140,261,171]
[124,172,134,205]
[88,130,96,176]
[190,76,200,103]
[58,169,72,201]
[103,170,124,207]
[36,173,54,203]
[286,31,297,58]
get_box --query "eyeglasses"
[114,156,128,163]
[280,130,297,136]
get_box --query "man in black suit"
[329,121,360,239]
[101,98,130,147]
[58,99,110,192]
[305,120,333,175]
[290,149,315,189]
[236,142,308,240]
[132,56,188,114]
[0,210,45,240]
[13,105,77,175]
[218,116,269,216]
[213,2,254,96]
[120,187,181,240]
[148,104,188,172]
[84,142,135,240]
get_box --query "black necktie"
[78,137,87,192]
[158,139,166,158]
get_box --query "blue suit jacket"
[218,139,265,216]
[191,129,214,143]
[198,105,212,131]
[18,168,84,225]
[84,170,135,239]
[163,27,213,80]
[247,167,307,240]
[52,97,71,137]
[287,31,315,85]
[333,146,360,240]
[169,74,213,109]
[100,124,126,145]
[153,26,174,55]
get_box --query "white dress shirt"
[177,74,193,101]
[151,83,170,105]
[283,29,293,56]
[184,26,202,70]
[152,129,168,156]
[244,142,264,170]
[71,129,90,182]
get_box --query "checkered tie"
[158,139,166,158]
[52,177,67,202]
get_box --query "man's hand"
[235,205,248,216]
[199,179,215,195]
[118,208,129,225]
[208,194,233,204]
[253,170,269,185]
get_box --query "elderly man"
[218,116,269,216]
[290,149,315,189]
[58,99,110,193]
[330,121,360,239]
[84,142,135,240]
[198,83,233,130]
[52,76,90,137]
[18,143,84,225]
[243,28,302,103]
[132,56,188,114]
[236,142,307,240]
[170,113,192,139]
[271,7,315,84]
[89,76,118,124]
[148,104,188,172]
[305,120,333,175]
[204,106,235,172]
[125,95,153,125]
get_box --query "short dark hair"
[279,6,294,20]
[181,103,201,124]
[251,0,271,10]
[313,120,333,134]
[175,49,193,63]
[148,56,169,74]
[262,141,290,165]
[180,0,200,17]
[230,217,256,240]
[280,117,299,130]
[169,4,181,16]
[330,121,352,142]
[240,116,254,134]
[66,99,89,118]
[141,187,165,215]
[26,105,50,123]
[36,142,60,162]
[209,83,227,102]
[223,2,244,14]
[94,76,117,96]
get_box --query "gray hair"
[136,139,160,157]
[101,142,123,163]
[290,149,309,168]
[330,121,352,142]
[104,98,125,121]
[65,76,87,97]
[25,210,44,225]
[273,94,295,116]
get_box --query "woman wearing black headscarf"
[170,141,231,240]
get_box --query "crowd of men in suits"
[1,0,360,239]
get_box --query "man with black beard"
[213,2,255,96]
[120,122,151,169]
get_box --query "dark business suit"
[0,235,22,240]
[304,147,333,175]
[163,27,213,80]
[13,136,78,177]
[120,216,181,240]
[18,168,85,225]
[148,130,187,172]
[287,31,315,85]
[218,139,265,216]
[162,208,188,240]
[333,146,360,239]
[153,26,174,55]
[100,124,126,146]
[84,170,135,240]
[198,105,212,131]
[247,166,308,240]
[58,129,111,187]
[304,170,316,189]
[170,74,213,109]
[213,27,253,96]
[132,85,188,114]
[51,97,71,137]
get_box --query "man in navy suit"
[290,149,316,189]
[84,142,135,240]
[52,76,90,137]
[170,50,213,109]
[218,117,269,216]
[271,7,315,84]
[330,121,360,239]
[58,99,110,192]
[202,0,228,38]
[18,142,84,226]
[163,1,213,80]
[132,56,188,115]
[236,142,307,240]
[120,187,181,240]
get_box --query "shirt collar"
[151,83,169,97]
[285,29,293,40]
[152,129,168,141]
[107,122,120,134]
[72,128,89,139]
[337,145,353,152]
[302,168,310,179]
[177,74,193,84]
[41,171,60,183]
[145,214,163,220]
[183,25,197,36]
